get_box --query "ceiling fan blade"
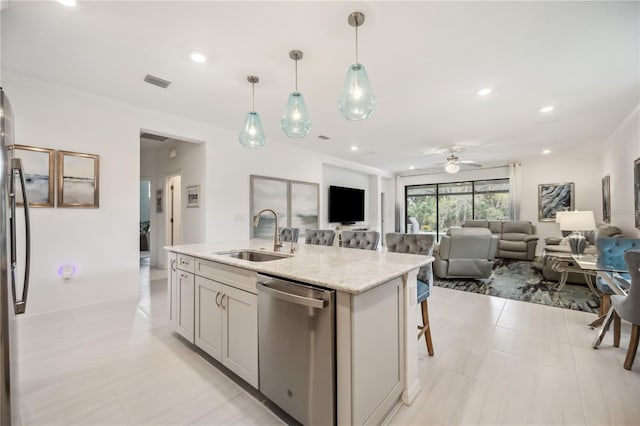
[461,161,482,167]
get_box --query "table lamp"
[558,210,596,255]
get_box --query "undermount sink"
[215,249,292,262]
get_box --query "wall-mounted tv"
[328,185,365,224]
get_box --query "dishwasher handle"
[257,282,328,309]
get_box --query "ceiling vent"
[140,132,169,142]
[144,74,171,89]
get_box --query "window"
[405,178,510,240]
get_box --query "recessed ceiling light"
[56,0,77,6]
[477,88,492,96]
[409,166,415,170]
[542,149,551,154]
[190,51,207,63]
[350,146,358,151]
[539,106,555,113]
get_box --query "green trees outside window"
[406,178,510,241]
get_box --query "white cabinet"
[174,254,196,343]
[195,275,258,388]
[168,252,177,332]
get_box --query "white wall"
[4,72,391,315]
[516,153,602,254]
[381,177,396,242]
[601,105,640,237]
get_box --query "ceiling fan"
[442,151,482,174]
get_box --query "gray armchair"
[462,220,538,260]
[433,228,499,279]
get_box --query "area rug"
[433,258,600,313]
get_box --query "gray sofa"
[542,223,623,284]
[433,228,499,279]
[463,220,538,260]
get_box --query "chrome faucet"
[253,208,284,252]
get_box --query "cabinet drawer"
[195,258,257,294]
[177,254,195,273]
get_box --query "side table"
[543,251,598,295]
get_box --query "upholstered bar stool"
[340,231,380,250]
[611,250,640,370]
[305,229,336,246]
[595,238,640,316]
[385,233,436,356]
[279,227,300,243]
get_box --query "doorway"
[166,174,182,246]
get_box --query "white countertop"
[165,239,433,294]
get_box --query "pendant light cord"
[355,23,359,64]
[295,59,298,92]
[251,82,255,112]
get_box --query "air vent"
[140,132,168,142]
[144,74,172,89]
[318,135,330,140]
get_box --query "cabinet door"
[176,271,195,343]
[168,252,178,332]
[195,276,223,361]
[221,285,258,388]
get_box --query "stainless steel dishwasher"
[257,274,335,426]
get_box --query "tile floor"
[15,262,640,425]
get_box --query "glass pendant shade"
[239,111,266,149]
[338,63,376,121]
[281,92,311,137]
[445,162,460,174]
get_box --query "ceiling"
[2,1,639,174]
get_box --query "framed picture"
[635,157,640,228]
[156,189,163,213]
[602,175,611,223]
[538,182,574,221]
[186,184,200,208]
[9,145,55,207]
[57,150,99,208]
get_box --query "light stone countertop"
[165,239,433,294]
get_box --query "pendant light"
[281,50,312,137]
[238,75,266,149]
[338,11,376,121]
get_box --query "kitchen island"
[166,239,432,425]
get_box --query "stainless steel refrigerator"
[0,87,31,426]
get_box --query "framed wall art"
[9,145,55,207]
[602,175,611,223]
[57,150,99,208]
[250,175,319,239]
[635,157,640,228]
[186,184,200,208]
[538,182,574,221]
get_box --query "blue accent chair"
[612,250,640,370]
[595,238,640,315]
[386,233,436,356]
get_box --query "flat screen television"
[328,185,365,224]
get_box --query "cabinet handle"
[170,259,176,272]
[220,294,227,310]
[215,291,221,307]
[181,273,188,279]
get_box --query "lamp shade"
[238,111,266,149]
[338,64,375,121]
[558,211,596,231]
[281,92,311,137]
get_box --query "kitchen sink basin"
[215,250,292,262]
